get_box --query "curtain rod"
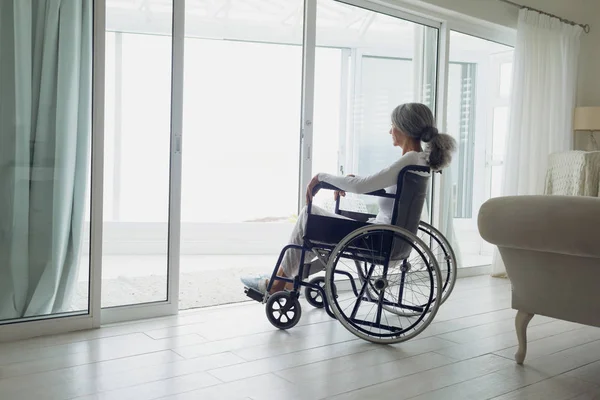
[498,0,590,33]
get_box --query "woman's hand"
[334,174,355,200]
[305,175,320,205]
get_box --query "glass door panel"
[102,0,173,308]
[355,56,414,176]
[311,0,438,220]
[180,0,304,309]
[0,0,93,325]
[447,31,513,267]
[312,48,347,182]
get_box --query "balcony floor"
[72,245,491,312]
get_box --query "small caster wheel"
[305,276,326,308]
[305,276,338,308]
[266,291,302,329]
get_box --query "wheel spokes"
[326,226,441,343]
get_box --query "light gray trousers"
[280,204,351,277]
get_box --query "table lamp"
[574,107,600,151]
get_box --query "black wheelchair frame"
[245,165,438,327]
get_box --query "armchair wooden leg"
[515,310,535,364]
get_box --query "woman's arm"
[317,152,421,194]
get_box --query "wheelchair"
[244,165,457,344]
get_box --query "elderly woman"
[242,102,456,295]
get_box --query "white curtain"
[491,9,582,277]
[0,0,92,319]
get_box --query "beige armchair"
[478,195,600,364]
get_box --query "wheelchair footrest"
[245,287,265,303]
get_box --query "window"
[447,31,514,267]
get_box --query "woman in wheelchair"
[241,103,456,297]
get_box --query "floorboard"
[0,276,598,400]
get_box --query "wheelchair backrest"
[389,165,431,260]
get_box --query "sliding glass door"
[100,0,183,321]
[445,31,514,268]
[176,0,440,309]
[0,0,184,335]
[0,0,97,338]
[180,0,305,309]
[101,0,171,309]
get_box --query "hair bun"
[421,126,438,142]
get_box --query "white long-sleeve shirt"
[317,151,429,224]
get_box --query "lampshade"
[573,107,600,131]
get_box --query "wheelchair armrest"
[311,181,393,217]
[313,182,394,198]
[338,210,376,222]
[312,181,342,195]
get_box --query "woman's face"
[390,125,405,147]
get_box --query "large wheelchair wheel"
[417,221,457,306]
[325,225,442,344]
[356,221,456,316]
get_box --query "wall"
[405,0,600,149]
[574,0,600,149]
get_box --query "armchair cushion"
[478,195,600,259]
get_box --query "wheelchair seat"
[304,165,431,260]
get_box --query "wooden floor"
[1,276,599,400]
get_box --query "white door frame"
[430,21,450,230]
[100,0,185,324]
[299,0,317,210]
[90,0,107,328]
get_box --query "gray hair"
[391,103,456,171]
